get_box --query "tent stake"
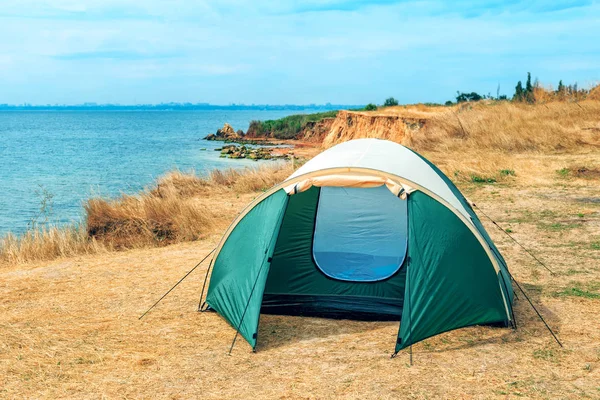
[139,248,215,320]
[471,203,556,276]
[409,345,413,366]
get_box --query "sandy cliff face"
[299,117,336,142]
[315,110,426,148]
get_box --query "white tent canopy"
[285,138,472,223]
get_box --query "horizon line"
[0,102,363,108]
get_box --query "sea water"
[0,110,308,235]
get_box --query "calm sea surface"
[0,110,308,235]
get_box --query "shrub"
[247,111,339,139]
[456,92,483,103]
[499,169,516,176]
[470,174,497,184]
[383,97,399,107]
[364,103,377,111]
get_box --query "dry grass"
[0,163,295,265]
[1,149,599,399]
[589,85,600,101]
[323,100,600,156]
[410,100,600,153]
[0,225,107,265]
[205,163,294,192]
[85,192,217,248]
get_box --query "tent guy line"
[470,202,562,347]
[471,202,556,275]
[138,248,215,320]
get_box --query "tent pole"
[407,259,413,365]
[229,199,288,355]
[139,248,215,320]
[198,258,214,312]
[228,252,270,355]
[471,203,556,276]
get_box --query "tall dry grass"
[408,100,600,152]
[324,100,600,153]
[0,225,107,265]
[0,163,295,265]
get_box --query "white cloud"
[0,0,598,104]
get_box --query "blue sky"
[0,0,599,105]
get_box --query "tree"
[557,80,564,93]
[383,97,399,107]
[455,91,482,103]
[513,81,524,101]
[364,103,377,111]
[524,72,535,103]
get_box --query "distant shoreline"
[0,104,361,112]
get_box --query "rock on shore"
[205,123,243,141]
[216,144,288,161]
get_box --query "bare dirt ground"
[1,150,599,399]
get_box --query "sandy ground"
[1,150,599,399]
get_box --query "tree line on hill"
[369,73,594,108]
[451,73,591,105]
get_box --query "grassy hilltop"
[1,87,600,397]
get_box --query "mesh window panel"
[313,186,408,282]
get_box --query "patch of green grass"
[538,222,582,231]
[500,169,516,176]
[507,209,559,224]
[470,174,497,184]
[539,209,558,218]
[556,167,570,178]
[554,287,600,299]
[533,349,556,361]
[591,242,600,251]
[565,268,587,275]
[578,212,585,218]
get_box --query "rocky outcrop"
[205,123,244,141]
[216,144,289,161]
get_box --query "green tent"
[203,138,514,353]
